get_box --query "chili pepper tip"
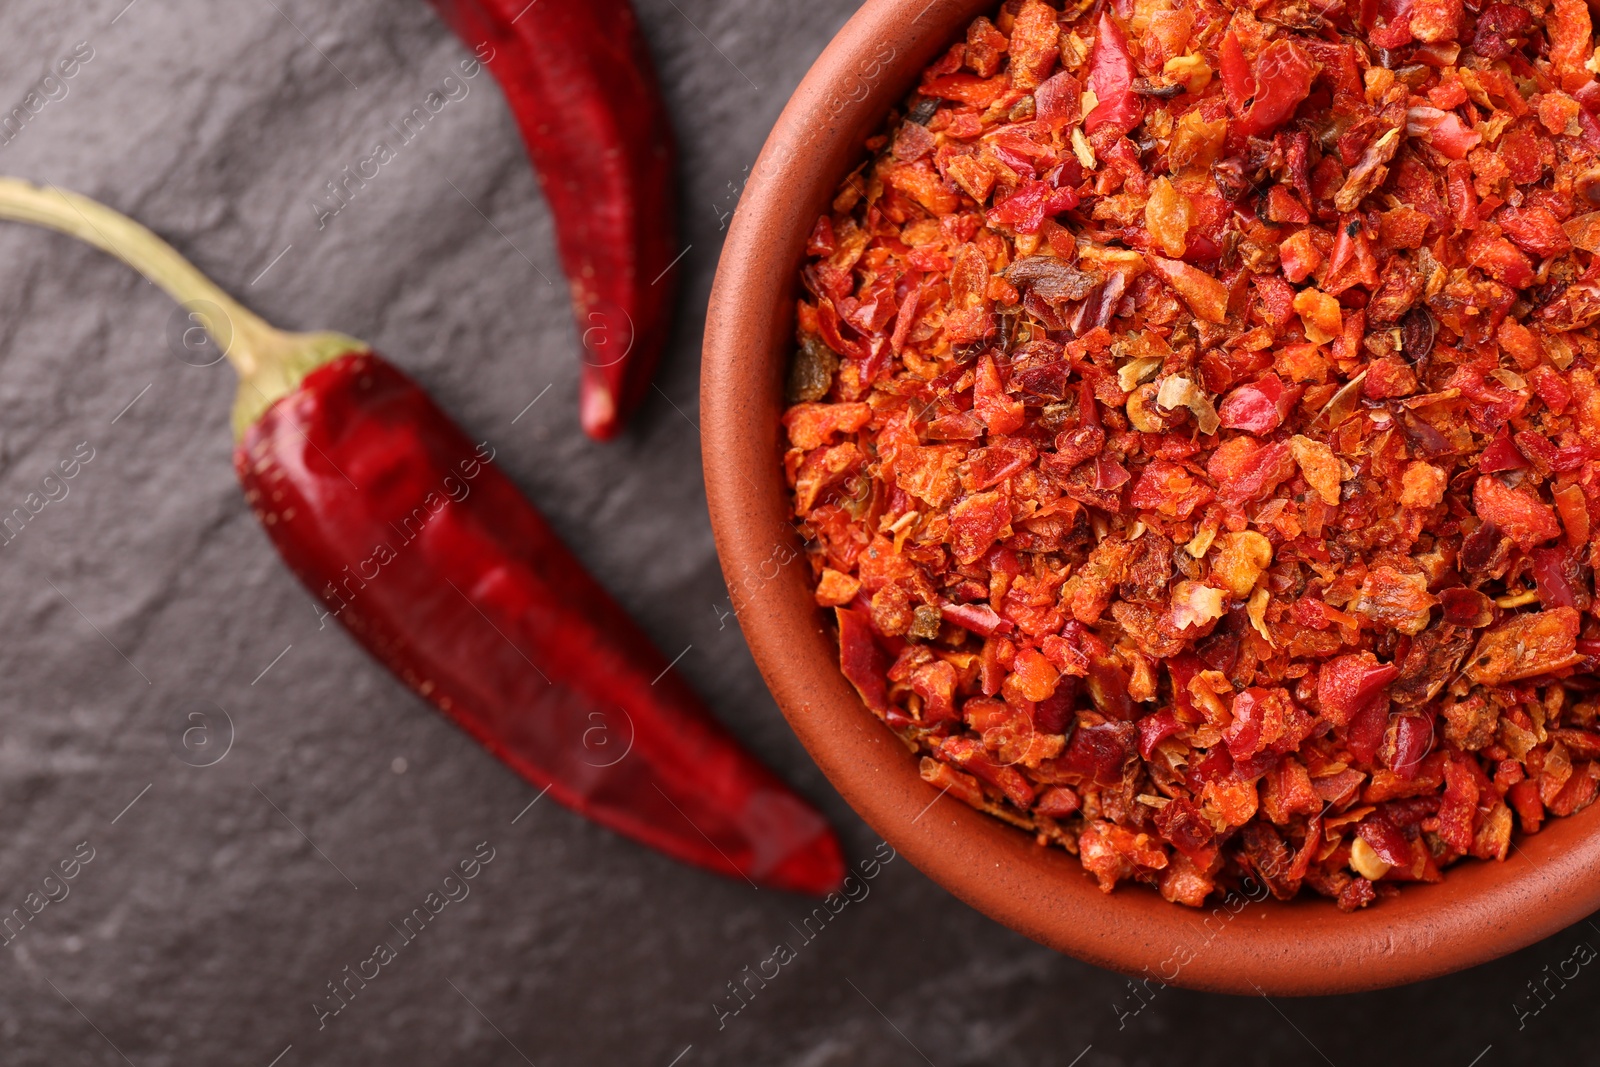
[764,824,847,896]
[579,380,618,440]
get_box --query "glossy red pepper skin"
[237,352,843,894]
[1231,39,1318,138]
[1082,13,1141,137]
[1219,32,1253,115]
[425,0,678,441]
[1218,372,1301,434]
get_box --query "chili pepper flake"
[785,0,1600,908]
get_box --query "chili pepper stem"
[0,178,365,438]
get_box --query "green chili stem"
[0,177,365,438]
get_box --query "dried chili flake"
[1233,39,1319,139]
[1219,373,1299,434]
[1083,13,1141,137]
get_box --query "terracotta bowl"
[700,0,1600,994]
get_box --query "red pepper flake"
[1218,373,1300,434]
[1083,14,1142,137]
[1233,39,1319,139]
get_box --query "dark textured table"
[0,1,1591,1063]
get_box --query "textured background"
[0,0,1591,1064]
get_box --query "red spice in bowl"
[706,0,1600,992]
[780,0,1600,911]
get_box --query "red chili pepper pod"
[238,352,842,891]
[0,179,842,895]
[425,0,679,441]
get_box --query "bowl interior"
[699,0,1600,994]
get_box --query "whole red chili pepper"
[425,0,679,441]
[0,179,842,895]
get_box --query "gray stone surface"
[0,0,1589,1063]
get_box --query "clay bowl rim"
[700,0,1600,995]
